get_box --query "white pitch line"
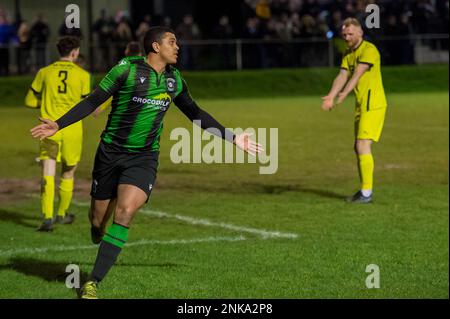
[26,195,298,239]
[141,210,298,239]
[68,199,298,239]
[0,236,246,257]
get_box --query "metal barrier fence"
[174,34,448,70]
[0,34,448,75]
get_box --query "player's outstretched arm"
[30,88,111,140]
[55,88,112,129]
[30,118,59,140]
[174,81,263,156]
[177,103,263,156]
[92,97,113,118]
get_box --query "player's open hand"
[234,132,263,156]
[321,96,334,111]
[30,117,59,140]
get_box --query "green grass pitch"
[0,92,448,298]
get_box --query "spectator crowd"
[0,0,448,74]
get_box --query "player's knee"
[62,171,75,179]
[114,206,136,227]
[62,164,77,179]
[355,140,371,155]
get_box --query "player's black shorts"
[90,141,159,200]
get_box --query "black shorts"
[90,141,159,200]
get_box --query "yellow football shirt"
[341,40,387,111]
[26,61,91,120]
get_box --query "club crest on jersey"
[139,77,146,84]
[166,78,176,93]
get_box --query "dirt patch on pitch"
[0,178,93,203]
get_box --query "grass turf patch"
[0,91,447,298]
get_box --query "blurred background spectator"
[17,19,31,74]
[113,10,133,63]
[30,13,50,69]
[213,15,235,69]
[176,14,201,69]
[93,9,115,71]
[0,0,447,74]
[0,7,17,75]
[135,14,151,44]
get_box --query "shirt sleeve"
[358,45,379,67]
[26,69,44,108]
[98,60,130,95]
[340,55,349,70]
[81,71,92,98]
[30,69,44,94]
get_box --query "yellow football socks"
[57,178,74,217]
[41,175,55,219]
[358,153,374,191]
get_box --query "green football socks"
[91,223,129,282]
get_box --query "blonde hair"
[342,17,362,29]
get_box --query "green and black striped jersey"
[98,56,183,152]
[55,57,233,153]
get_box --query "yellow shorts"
[40,121,83,166]
[354,108,387,142]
